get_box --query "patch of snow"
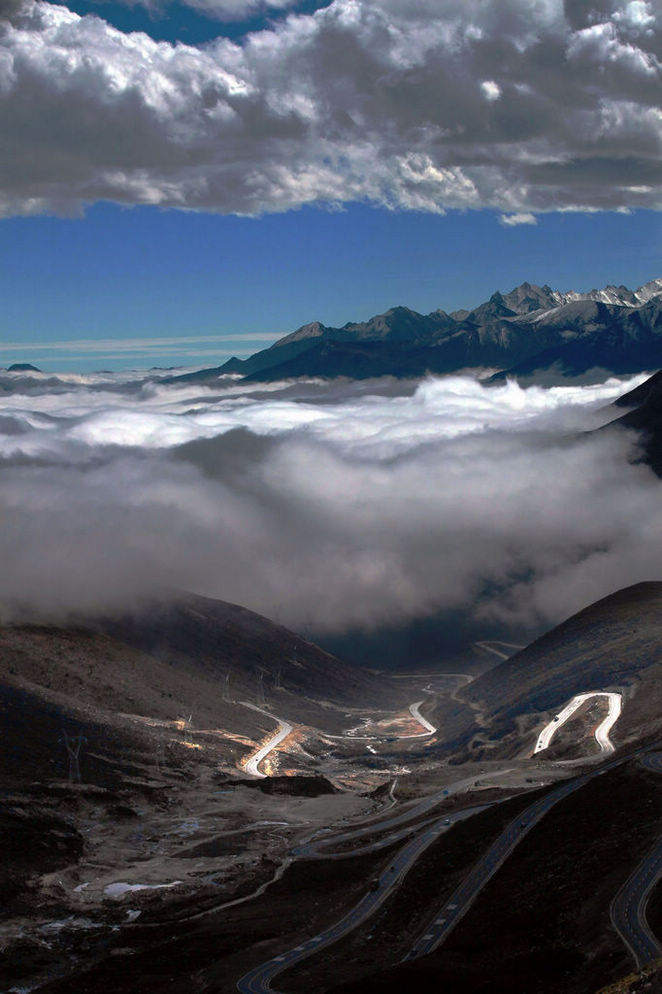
[104,881,182,898]
[40,916,97,933]
[174,818,199,835]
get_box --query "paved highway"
[239,702,293,778]
[534,691,622,755]
[324,699,437,742]
[404,774,590,960]
[236,768,584,991]
[294,769,516,859]
[235,804,483,994]
[610,751,662,969]
[407,701,436,735]
[235,770,528,991]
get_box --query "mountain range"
[170,277,662,385]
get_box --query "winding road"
[610,752,662,969]
[232,684,640,988]
[324,699,437,742]
[235,724,662,990]
[293,768,516,860]
[239,702,293,778]
[404,774,590,960]
[533,691,622,756]
[235,769,521,991]
[407,701,436,736]
[236,804,485,994]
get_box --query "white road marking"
[533,692,622,755]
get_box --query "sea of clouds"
[0,367,660,636]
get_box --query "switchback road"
[610,752,662,969]
[533,691,622,756]
[324,699,437,742]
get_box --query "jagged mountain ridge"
[168,277,662,385]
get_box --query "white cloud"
[179,0,301,20]
[612,1,656,34]
[0,0,660,217]
[480,80,501,101]
[0,369,659,637]
[499,211,537,225]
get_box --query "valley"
[3,580,662,994]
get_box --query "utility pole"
[62,729,85,784]
[256,669,265,708]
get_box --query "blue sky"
[50,0,333,43]
[0,0,660,370]
[1,204,660,370]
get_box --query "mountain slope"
[168,277,662,385]
[99,591,391,711]
[459,582,662,754]
[608,369,662,477]
[0,592,397,787]
[491,298,662,381]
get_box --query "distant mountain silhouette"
[167,277,662,385]
[6,363,41,373]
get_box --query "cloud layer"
[0,368,660,638]
[168,0,303,22]
[0,0,660,217]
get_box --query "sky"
[0,0,660,370]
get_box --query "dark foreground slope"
[460,582,662,755]
[325,760,662,994]
[0,594,409,992]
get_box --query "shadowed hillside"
[461,582,662,752]
[609,369,662,477]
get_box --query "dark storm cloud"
[0,0,659,217]
[0,0,25,19]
